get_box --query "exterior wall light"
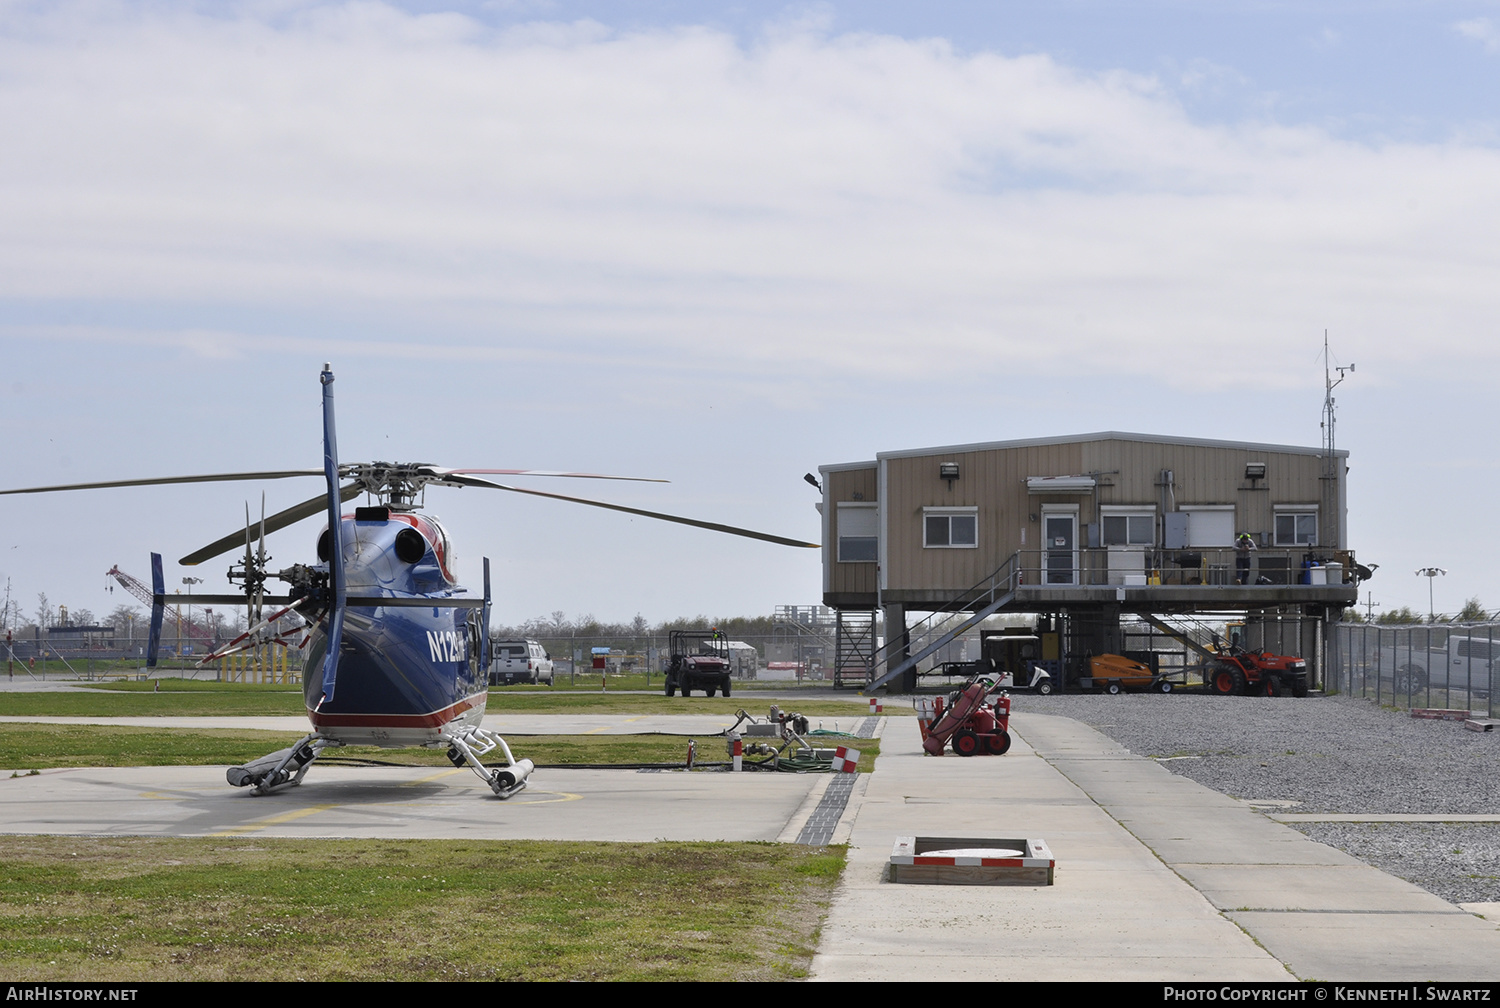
[1245,462,1267,481]
[939,462,960,489]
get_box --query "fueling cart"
[917,676,1012,756]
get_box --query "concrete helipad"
[0,762,842,842]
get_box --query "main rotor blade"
[443,474,818,549]
[0,470,322,496]
[180,484,362,566]
[421,467,667,483]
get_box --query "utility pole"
[1362,592,1381,623]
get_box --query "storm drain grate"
[796,772,857,845]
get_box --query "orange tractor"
[1203,643,1309,697]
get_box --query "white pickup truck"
[488,638,555,686]
[1368,635,1499,694]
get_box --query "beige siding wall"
[874,437,1334,595]
[1083,439,1326,542]
[883,443,1084,592]
[826,466,878,597]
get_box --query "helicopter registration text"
[427,629,468,663]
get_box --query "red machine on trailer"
[918,677,1012,756]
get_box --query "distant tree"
[1457,597,1489,622]
[33,593,50,629]
[1377,606,1422,625]
[107,605,144,646]
[1340,608,1364,623]
[107,604,142,628]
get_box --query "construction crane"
[105,565,218,653]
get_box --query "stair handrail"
[866,552,1021,673]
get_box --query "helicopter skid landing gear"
[443,726,534,799]
[228,733,329,795]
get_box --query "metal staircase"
[866,554,1021,691]
[834,610,878,687]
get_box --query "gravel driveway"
[1011,691,1500,905]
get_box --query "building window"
[1275,512,1317,546]
[837,503,878,562]
[923,508,977,548]
[1102,514,1154,546]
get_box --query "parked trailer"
[1078,653,1176,695]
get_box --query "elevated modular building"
[817,432,1360,691]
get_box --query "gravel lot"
[1010,691,1500,905]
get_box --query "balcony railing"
[1012,546,1358,590]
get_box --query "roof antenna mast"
[1320,330,1354,548]
[1321,330,1354,475]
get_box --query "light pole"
[1416,567,1447,623]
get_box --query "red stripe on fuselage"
[307,691,486,729]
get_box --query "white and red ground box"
[831,746,860,772]
[888,835,1055,886]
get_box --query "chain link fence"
[1331,622,1500,715]
[516,631,837,685]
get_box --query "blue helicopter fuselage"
[302,512,487,747]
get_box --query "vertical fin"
[147,552,164,668]
[482,557,492,670]
[319,363,346,703]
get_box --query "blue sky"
[2,0,1498,627]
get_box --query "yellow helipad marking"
[506,789,582,805]
[404,768,466,786]
[209,803,339,837]
[382,788,583,805]
[583,715,647,734]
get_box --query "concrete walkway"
[810,713,1500,982]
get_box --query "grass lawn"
[0,689,306,717]
[80,680,299,692]
[0,723,880,773]
[485,692,890,716]
[0,686,892,718]
[0,836,845,981]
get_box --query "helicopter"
[1,364,818,799]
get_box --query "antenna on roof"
[1320,330,1354,548]
[1321,330,1354,468]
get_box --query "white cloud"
[1456,17,1500,54]
[1,1,1499,390]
